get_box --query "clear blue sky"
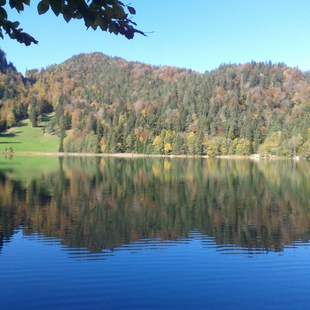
[2,0,310,73]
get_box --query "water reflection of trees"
[0,158,309,254]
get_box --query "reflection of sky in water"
[1,230,310,310]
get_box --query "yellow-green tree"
[164,143,172,154]
[259,132,283,156]
[153,135,162,154]
[234,138,252,155]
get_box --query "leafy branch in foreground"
[0,0,144,45]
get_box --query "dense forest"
[0,49,310,157]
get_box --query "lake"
[0,157,310,309]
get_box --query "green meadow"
[0,116,59,153]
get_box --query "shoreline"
[0,151,303,161]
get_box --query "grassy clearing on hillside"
[0,115,59,153]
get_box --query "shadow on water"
[0,157,309,259]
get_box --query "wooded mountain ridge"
[1,49,310,157]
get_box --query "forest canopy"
[0,50,310,157]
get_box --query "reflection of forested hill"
[0,158,309,254]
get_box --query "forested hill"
[0,50,28,130]
[1,50,310,157]
[0,50,16,73]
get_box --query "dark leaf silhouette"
[0,0,144,45]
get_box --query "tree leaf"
[0,7,7,19]
[127,6,136,15]
[12,21,19,28]
[37,0,49,15]
[50,0,63,16]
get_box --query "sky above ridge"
[1,0,310,73]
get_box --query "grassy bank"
[0,117,59,153]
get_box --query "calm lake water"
[0,157,310,309]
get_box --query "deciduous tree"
[0,0,144,45]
